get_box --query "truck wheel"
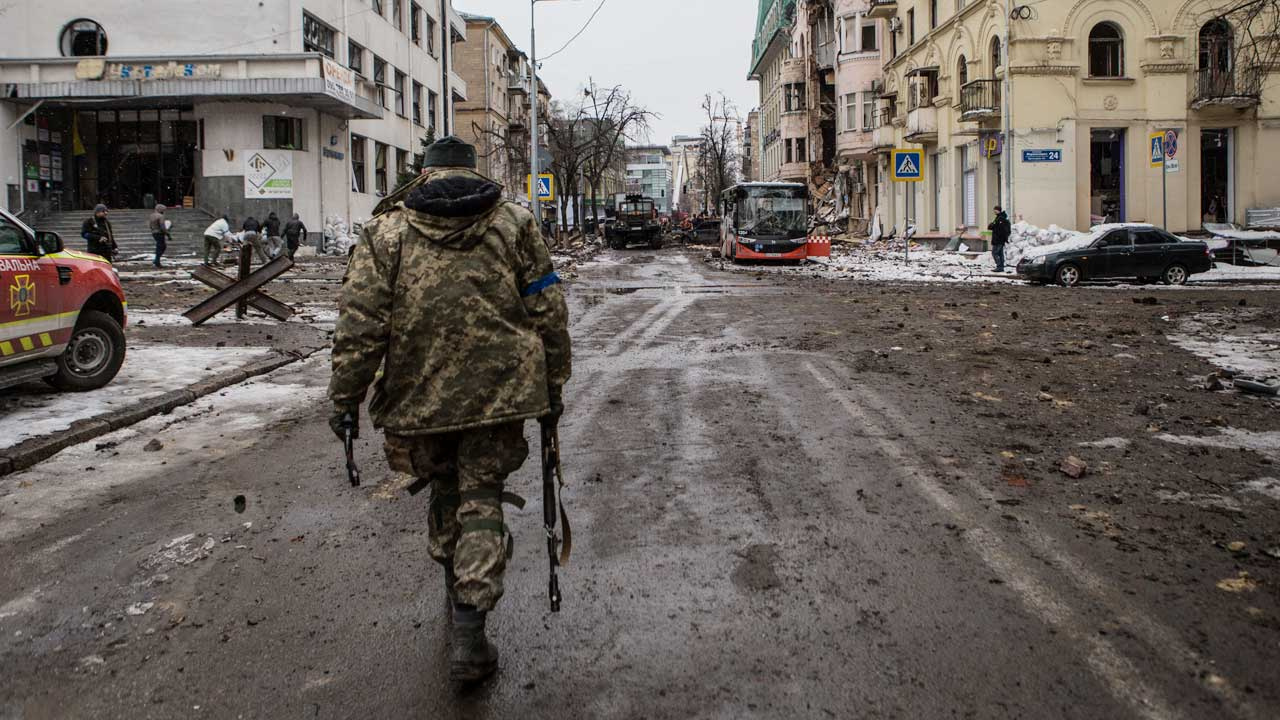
[47,310,127,391]
[1162,264,1189,286]
[1055,263,1082,287]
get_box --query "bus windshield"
[737,188,806,238]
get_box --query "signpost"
[1151,129,1180,229]
[891,150,924,263]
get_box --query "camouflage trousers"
[385,422,530,611]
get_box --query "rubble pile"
[1003,222,1092,267]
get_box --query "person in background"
[988,205,1012,273]
[263,211,283,259]
[282,213,308,260]
[203,214,231,266]
[81,204,117,262]
[242,215,266,263]
[149,204,170,268]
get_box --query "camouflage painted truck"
[605,195,663,250]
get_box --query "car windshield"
[737,189,806,237]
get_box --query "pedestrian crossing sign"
[1149,133,1165,167]
[891,150,923,182]
[526,173,555,202]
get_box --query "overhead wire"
[540,0,609,62]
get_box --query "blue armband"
[522,271,561,297]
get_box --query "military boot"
[450,604,499,682]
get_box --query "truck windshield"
[738,189,806,238]
[620,203,652,214]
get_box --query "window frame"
[262,116,306,151]
[1088,22,1125,78]
[410,2,422,45]
[374,142,389,195]
[413,81,424,126]
[351,134,367,193]
[348,40,365,76]
[373,56,388,108]
[394,69,407,117]
[302,12,336,58]
[0,217,34,255]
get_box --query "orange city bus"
[719,182,830,263]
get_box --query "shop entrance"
[1200,128,1231,224]
[31,108,200,210]
[1090,128,1125,224]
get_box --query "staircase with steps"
[27,208,216,260]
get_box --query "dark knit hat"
[424,136,477,169]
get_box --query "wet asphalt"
[0,249,1275,720]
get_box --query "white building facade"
[0,0,467,230]
[625,145,673,215]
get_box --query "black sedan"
[1018,224,1214,286]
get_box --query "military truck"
[606,195,663,250]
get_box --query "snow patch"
[1156,427,1280,462]
[1241,477,1280,501]
[1078,437,1131,450]
[0,345,274,451]
[1167,311,1280,378]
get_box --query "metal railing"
[959,79,1000,118]
[1193,66,1263,105]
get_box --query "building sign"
[1021,149,1062,163]
[244,150,294,199]
[322,57,356,105]
[980,133,1004,158]
[322,147,345,161]
[105,62,222,80]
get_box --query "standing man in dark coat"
[148,204,170,268]
[81,204,117,262]
[988,205,1012,272]
[282,213,308,259]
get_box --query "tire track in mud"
[805,359,1263,720]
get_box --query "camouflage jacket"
[329,168,571,435]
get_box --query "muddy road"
[2,248,1277,719]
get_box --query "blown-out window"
[60,19,108,57]
[1089,22,1125,78]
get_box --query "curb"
[0,346,325,479]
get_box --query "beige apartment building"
[454,13,551,205]
[872,0,1279,238]
[751,0,808,183]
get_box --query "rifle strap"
[552,431,573,567]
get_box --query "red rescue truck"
[719,182,830,263]
[0,208,128,392]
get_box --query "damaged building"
[750,0,886,235]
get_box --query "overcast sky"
[456,0,759,145]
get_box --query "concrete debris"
[1216,572,1259,593]
[143,439,165,452]
[1059,456,1089,479]
[1078,438,1131,450]
[125,602,155,616]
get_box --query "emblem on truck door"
[9,274,36,316]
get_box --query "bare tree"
[1200,1,1280,99]
[543,101,593,236]
[580,84,656,230]
[698,93,741,215]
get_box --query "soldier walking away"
[283,213,308,259]
[988,205,1012,273]
[241,215,267,263]
[329,136,571,683]
[203,214,231,265]
[81,204,117,262]
[149,204,170,268]
[263,211,283,259]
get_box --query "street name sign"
[1021,149,1062,163]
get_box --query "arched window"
[989,37,1001,78]
[957,55,969,89]
[1088,22,1124,77]
[59,19,108,57]
[1199,19,1232,74]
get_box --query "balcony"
[508,75,528,95]
[872,109,896,149]
[1192,66,1263,110]
[814,41,836,71]
[867,0,897,20]
[959,79,1001,122]
[905,106,937,143]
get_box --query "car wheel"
[1055,263,1082,287]
[47,310,127,392]
[1162,264,1189,286]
